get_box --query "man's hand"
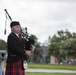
[26,50,31,56]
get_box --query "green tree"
[47,29,76,63]
[63,38,76,58]
[0,39,7,50]
[33,42,42,63]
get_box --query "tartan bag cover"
[5,60,25,75]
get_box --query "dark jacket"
[7,32,25,62]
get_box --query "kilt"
[5,60,25,75]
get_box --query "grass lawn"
[26,72,76,75]
[4,63,76,70]
[28,63,76,70]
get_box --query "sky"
[0,0,76,43]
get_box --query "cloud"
[0,0,76,43]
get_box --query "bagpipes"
[20,27,35,50]
[4,9,35,51]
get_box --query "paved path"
[4,68,76,73]
[26,68,76,73]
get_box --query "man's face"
[11,25,21,34]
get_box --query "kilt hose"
[5,60,25,75]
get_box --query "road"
[26,68,76,73]
[4,68,76,73]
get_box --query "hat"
[10,21,20,28]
